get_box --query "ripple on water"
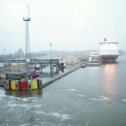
[89,96,116,106]
[7,102,30,108]
[90,96,111,102]
[49,112,71,121]
[0,89,5,94]
[77,94,86,98]
[8,96,36,101]
[122,99,126,102]
[0,89,6,99]
[68,89,77,91]
[57,88,78,93]
[34,111,71,121]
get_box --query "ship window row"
[99,50,119,55]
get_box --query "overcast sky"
[0,0,126,54]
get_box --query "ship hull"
[100,55,118,62]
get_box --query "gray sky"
[0,0,126,54]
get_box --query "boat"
[4,71,42,91]
[99,38,119,62]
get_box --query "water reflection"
[103,64,117,106]
[5,89,42,97]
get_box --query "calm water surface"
[0,56,126,126]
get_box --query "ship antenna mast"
[23,0,31,62]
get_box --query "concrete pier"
[42,63,81,88]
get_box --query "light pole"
[4,48,6,73]
[4,48,6,59]
[50,43,52,59]
[23,0,31,64]
[49,43,53,76]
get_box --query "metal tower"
[23,2,31,62]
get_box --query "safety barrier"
[4,79,42,90]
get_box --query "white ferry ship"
[99,38,119,62]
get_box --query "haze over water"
[0,55,126,126]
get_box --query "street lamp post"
[4,48,6,73]
[49,43,53,76]
[4,48,6,59]
[50,43,52,59]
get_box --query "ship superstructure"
[99,38,119,62]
